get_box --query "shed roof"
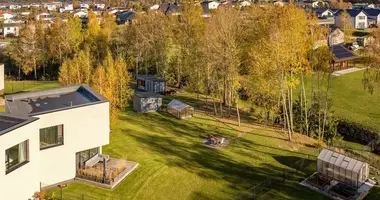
[134,91,161,98]
[136,75,165,82]
[330,44,357,62]
[167,99,192,111]
[318,149,368,174]
[5,84,108,116]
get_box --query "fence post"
[82,194,84,200]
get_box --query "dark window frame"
[5,140,29,174]
[40,124,64,150]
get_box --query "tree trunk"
[318,71,321,141]
[281,72,292,141]
[236,97,241,127]
[301,72,309,136]
[322,72,332,141]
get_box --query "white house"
[335,9,368,29]
[64,4,74,11]
[80,3,90,9]
[0,85,110,199]
[36,12,54,21]
[2,23,21,37]
[315,8,334,18]
[43,3,58,11]
[200,0,220,10]
[74,11,88,18]
[96,3,106,10]
[0,12,15,20]
[30,3,42,8]
[9,4,21,10]
[273,1,285,6]
[240,0,252,7]
[364,9,380,26]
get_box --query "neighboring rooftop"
[5,84,108,116]
[136,75,165,82]
[134,91,161,98]
[0,113,37,136]
[330,44,358,62]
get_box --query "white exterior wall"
[0,121,41,200]
[354,12,368,29]
[209,2,220,9]
[2,13,14,19]
[3,25,20,37]
[36,102,110,186]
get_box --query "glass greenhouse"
[167,99,194,119]
[317,149,369,188]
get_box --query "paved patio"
[332,68,365,76]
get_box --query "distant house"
[2,23,21,37]
[80,3,90,9]
[303,0,328,8]
[74,11,88,18]
[43,3,58,11]
[159,2,180,16]
[273,1,285,6]
[116,11,136,25]
[9,4,21,10]
[0,12,15,20]
[64,4,74,11]
[200,1,220,10]
[364,9,380,26]
[366,4,376,9]
[36,12,54,21]
[315,8,333,18]
[136,75,165,93]
[239,0,252,7]
[96,4,106,10]
[335,9,368,29]
[328,28,345,46]
[30,3,42,8]
[330,44,358,70]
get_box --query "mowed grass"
[47,101,331,200]
[302,71,380,133]
[4,80,61,94]
[49,104,380,200]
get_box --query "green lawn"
[301,71,380,133]
[1,80,379,199]
[49,106,330,200]
[4,81,61,94]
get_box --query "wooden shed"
[133,92,162,113]
[136,75,165,93]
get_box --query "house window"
[358,16,366,20]
[5,140,29,174]
[40,125,64,150]
[7,27,10,30]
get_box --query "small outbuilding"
[167,99,194,119]
[133,92,162,113]
[136,75,165,93]
[317,148,369,188]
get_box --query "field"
[301,70,380,133]
[1,79,379,199]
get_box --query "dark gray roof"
[335,9,367,17]
[363,8,380,17]
[136,75,165,82]
[5,84,108,116]
[330,45,358,62]
[0,113,38,136]
[134,91,162,98]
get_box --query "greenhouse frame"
[317,149,369,188]
[167,99,194,119]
